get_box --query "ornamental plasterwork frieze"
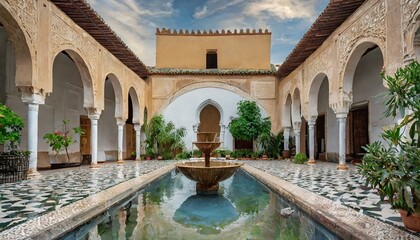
[51,13,98,79]
[5,0,38,55]
[305,47,332,84]
[402,0,420,61]
[338,0,386,80]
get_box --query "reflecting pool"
[64,170,340,239]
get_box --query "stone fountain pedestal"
[176,132,243,194]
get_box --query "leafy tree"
[228,100,271,144]
[0,103,24,152]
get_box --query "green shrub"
[192,149,202,157]
[176,151,191,160]
[0,103,24,151]
[293,153,307,164]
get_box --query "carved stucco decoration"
[51,13,98,81]
[5,0,38,55]
[306,47,333,85]
[338,0,386,81]
[402,0,420,62]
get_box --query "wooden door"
[80,116,91,155]
[315,114,325,158]
[350,107,369,155]
[125,124,135,159]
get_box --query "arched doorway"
[343,42,394,162]
[198,104,221,133]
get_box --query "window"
[206,50,217,69]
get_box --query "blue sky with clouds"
[87,0,329,67]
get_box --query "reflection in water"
[66,170,339,240]
[173,194,239,234]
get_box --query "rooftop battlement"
[156,28,271,36]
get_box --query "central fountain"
[176,132,243,194]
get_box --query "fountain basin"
[176,161,243,194]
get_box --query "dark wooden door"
[315,114,325,158]
[80,116,91,155]
[351,107,369,155]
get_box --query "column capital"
[292,121,301,131]
[330,98,351,116]
[88,113,100,121]
[20,87,46,105]
[116,118,126,126]
[336,113,348,119]
[87,107,101,119]
[306,115,317,126]
[134,123,141,131]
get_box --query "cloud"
[245,0,318,20]
[193,0,244,19]
[86,0,174,66]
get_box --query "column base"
[89,163,100,169]
[28,169,40,178]
[135,157,141,161]
[336,164,349,171]
[116,160,125,164]
[307,159,316,165]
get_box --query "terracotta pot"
[399,209,420,232]
[282,150,291,159]
[146,156,151,160]
[261,155,268,160]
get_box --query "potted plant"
[0,103,29,183]
[293,152,308,164]
[145,147,154,160]
[44,119,83,168]
[358,61,420,232]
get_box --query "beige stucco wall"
[156,30,271,70]
[150,74,277,125]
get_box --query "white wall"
[162,87,268,151]
[317,78,339,155]
[353,47,396,145]
[98,80,118,161]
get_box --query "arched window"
[206,50,217,69]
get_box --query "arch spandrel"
[156,81,273,122]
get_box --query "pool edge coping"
[242,164,417,240]
[0,163,176,240]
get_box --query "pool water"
[64,170,340,239]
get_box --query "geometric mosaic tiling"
[0,160,175,232]
[244,160,419,236]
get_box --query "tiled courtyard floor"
[244,160,405,230]
[0,159,417,237]
[0,160,175,232]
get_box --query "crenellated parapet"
[156,28,271,35]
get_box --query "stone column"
[337,114,349,170]
[134,123,141,160]
[116,118,125,164]
[307,118,316,164]
[88,113,100,168]
[283,127,290,151]
[21,90,45,176]
[219,124,225,149]
[293,121,302,154]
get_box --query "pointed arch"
[291,88,302,124]
[283,93,292,128]
[128,87,141,124]
[308,72,330,117]
[195,99,224,124]
[342,40,385,95]
[104,73,124,119]
[0,5,33,88]
[52,49,95,109]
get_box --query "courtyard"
[0,160,418,239]
[1,0,420,239]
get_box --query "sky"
[87,0,329,67]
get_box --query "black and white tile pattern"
[0,161,175,232]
